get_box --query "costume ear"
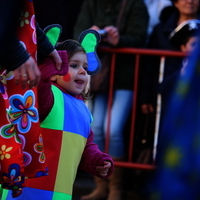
[44,24,62,47]
[78,29,101,75]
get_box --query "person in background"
[0,0,61,197]
[4,32,114,200]
[147,29,200,200]
[140,0,200,162]
[141,0,200,116]
[73,0,149,199]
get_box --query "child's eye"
[84,66,88,71]
[70,64,78,68]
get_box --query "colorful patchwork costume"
[2,30,113,200]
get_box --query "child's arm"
[79,129,114,178]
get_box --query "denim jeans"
[91,90,133,158]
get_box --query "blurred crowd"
[4,0,200,200]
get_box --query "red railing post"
[128,54,140,162]
[105,53,116,153]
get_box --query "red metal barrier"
[97,46,186,170]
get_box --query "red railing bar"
[98,46,186,57]
[114,161,156,170]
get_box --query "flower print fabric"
[0,0,48,198]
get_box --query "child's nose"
[79,67,87,75]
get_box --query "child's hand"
[96,161,111,177]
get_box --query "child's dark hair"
[56,39,92,100]
[181,32,199,47]
[56,39,86,59]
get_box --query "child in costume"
[169,19,200,74]
[3,29,114,200]
[0,0,62,198]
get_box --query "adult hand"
[141,104,154,114]
[104,26,119,46]
[13,56,41,89]
[48,49,62,70]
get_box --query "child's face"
[181,36,199,53]
[54,51,89,95]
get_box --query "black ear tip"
[43,24,63,34]
[78,29,101,44]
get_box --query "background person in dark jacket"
[140,0,200,163]
[161,19,200,119]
